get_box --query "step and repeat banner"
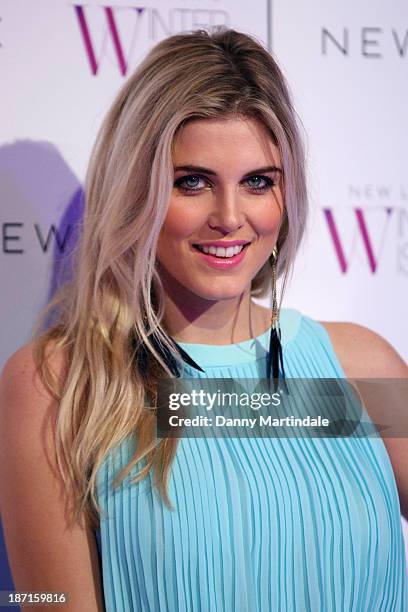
[1,0,407,598]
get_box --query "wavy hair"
[32,27,308,529]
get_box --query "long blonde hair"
[32,27,308,529]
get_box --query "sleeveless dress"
[94,308,408,611]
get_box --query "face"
[156,116,284,305]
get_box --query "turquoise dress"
[94,308,408,611]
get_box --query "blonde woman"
[1,27,408,612]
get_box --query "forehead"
[172,117,281,168]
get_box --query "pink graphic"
[74,5,145,75]
[323,207,394,273]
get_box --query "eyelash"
[173,174,278,194]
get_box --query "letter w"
[323,207,393,273]
[74,5,144,75]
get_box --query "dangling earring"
[266,246,287,390]
[134,314,205,379]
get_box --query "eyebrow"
[173,165,283,176]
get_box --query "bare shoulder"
[0,342,104,609]
[318,320,408,379]
[320,321,408,521]
[0,340,71,456]
[0,339,67,418]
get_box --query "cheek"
[157,201,203,253]
[251,199,284,235]
[158,195,283,251]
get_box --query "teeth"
[196,244,246,257]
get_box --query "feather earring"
[133,322,205,379]
[266,246,287,391]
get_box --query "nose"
[207,187,245,234]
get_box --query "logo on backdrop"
[323,185,408,274]
[321,27,408,58]
[73,4,230,76]
[2,223,73,254]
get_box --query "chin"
[190,282,247,302]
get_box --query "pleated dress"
[94,308,408,611]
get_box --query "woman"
[0,27,407,612]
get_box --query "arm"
[0,343,105,612]
[320,321,408,522]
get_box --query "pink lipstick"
[191,242,251,269]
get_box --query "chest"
[96,434,406,611]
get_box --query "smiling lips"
[192,240,251,269]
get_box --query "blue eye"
[173,173,279,194]
[174,175,205,191]
[246,176,276,192]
